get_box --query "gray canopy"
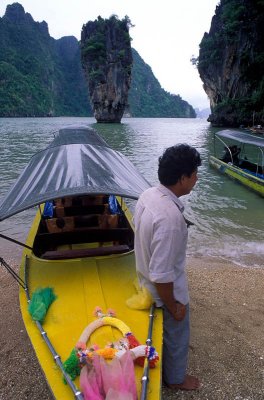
[0,126,150,221]
[216,129,264,148]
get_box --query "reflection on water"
[0,117,263,267]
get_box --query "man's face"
[180,169,198,195]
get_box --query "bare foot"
[166,374,200,391]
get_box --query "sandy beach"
[0,254,263,400]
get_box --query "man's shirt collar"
[157,184,184,212]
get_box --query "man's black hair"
[158,143,201,186]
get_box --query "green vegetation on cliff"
[81,15,133,122]
[0,3,195,119]
[81,15,133,93]
[129,49,195,117]
[0,3,91,117]
[197,0,264,127]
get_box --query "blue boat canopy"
[0,126,150,221]
[216,130,264,148]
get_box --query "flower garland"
[76,307,159,368]
[63,307,159,381]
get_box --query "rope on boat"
[0,257,27,289]
[140,303,156,400]
[0,233,33,250]
[23,255,84,400]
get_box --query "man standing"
[134,144,201,391]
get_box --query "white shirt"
[134,184,189,306]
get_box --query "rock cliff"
[0,3,91,117]
[197,0,264,127]
[81,16,133,123]
[1,3,195,119]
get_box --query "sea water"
[0,117,263,267]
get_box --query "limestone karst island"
[0,0,263,125]
[0,3,195,121]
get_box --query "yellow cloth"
[126,279,153,310]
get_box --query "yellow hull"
[209,156,264,197]
[19,208,163,399]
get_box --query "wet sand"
[0,254,263,400]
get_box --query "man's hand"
[154,282,186,321]
[173,301,186,321]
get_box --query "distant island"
[194,108,210,119]
[0,3,196,119]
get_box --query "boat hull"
[209,156,264,197]
[19,209,163,400]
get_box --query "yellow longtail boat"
[0,126,163,400]
[210,129,264,197]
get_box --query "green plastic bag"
[28,287,57,323]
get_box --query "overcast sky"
[0,0,219,109]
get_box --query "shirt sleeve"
[148,225,184,283]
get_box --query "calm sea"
[0,117,263,267]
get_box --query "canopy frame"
[214,130,264,172]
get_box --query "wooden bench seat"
[42,244,130,260]
[33,227,134,255]
[54,204,108,218]
[36,227,132,243]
